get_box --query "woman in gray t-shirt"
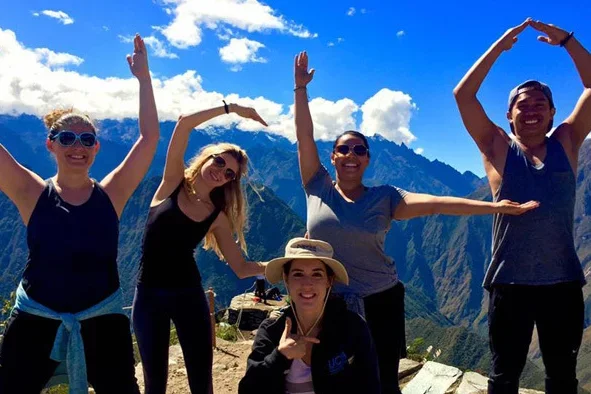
[293,51,539,394]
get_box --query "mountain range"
[1,113,590,389]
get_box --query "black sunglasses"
[49,131,97,148]
[334,144,368,157]
[211,154,237,181]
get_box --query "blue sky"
[1,0,590,176]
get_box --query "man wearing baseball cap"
[239,238,380,394]
[454,18,591,394]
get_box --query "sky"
[1,0,590,176]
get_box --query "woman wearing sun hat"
[238,237,381,394]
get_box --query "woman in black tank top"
[0,35,159,393]
[132,103,268,394]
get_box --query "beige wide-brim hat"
[265,237,349,285]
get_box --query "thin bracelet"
[294,86,307,92]
[560,32,574,47]
[222,100,230,114]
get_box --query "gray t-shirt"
[305,165,406,297]
[484,135,586,288]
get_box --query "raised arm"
[393,192,539,220]
[0,143,45,224]
[101,34,160,216]
[531,21,591,151]
[453,20,531,157]
[210,212,266,279]
[294,51,321,185]
[152,104,267,204]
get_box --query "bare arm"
[453,19,530,156]
[531,21,591,150]
[153,104,267,204]
[393,192,539,220]
[0,143,45,224]
[294,52,321,185]
[211,212,266,279]
[101,34,159,217]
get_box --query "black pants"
[0,311,139,394]
[488,282,584,394]
[364,282,406,394]
[132,285,212,394]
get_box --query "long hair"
[184,143,249,259]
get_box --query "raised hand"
[496,199,540,215]
[294,51,315,88]
[530,20,570,46]
[127,34,150,81]
[278,317,320,360]
[497,18,532,52]
[230,104,268,127]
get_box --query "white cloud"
[143,36,179,59]
[102,26,110,32]
[219,38,266,65]
[119,35,178,59]
[158,0,317,49]
[118,35,134,43]
[34,48,84,67]
[347,7,356,16]
[415,147,424,155]
[217,27,235,41]
[0,28,418,146]
[337,37,344,43]
[396,30,405,37]
[360,88,417,144]
[307,98,359,141]
[360,8,367,14]
[36,10,74,25]
[327,42,335,47]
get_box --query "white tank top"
[285,359,315,394]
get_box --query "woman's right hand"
[278,317,320,360]
[294,51,315,88]
[495,199,540,215]
[229,104,268,127]
[127,34,151,81]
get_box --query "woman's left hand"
[127,34,150,81]
[496,199,540,215]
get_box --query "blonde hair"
[43,108,97,135]
[184,143,249,260]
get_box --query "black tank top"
[138,183,220,288]
[22,179,120,313]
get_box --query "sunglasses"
[49,131,97,148]
[211,154,237,181]
[334,144,369,157]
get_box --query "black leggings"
[364,282,406,394]
[132,285,212,394]
[0,311,139,394]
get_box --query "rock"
[226,292,287,331]
[518,390,544,394]
[398,358,422,379]
[456,371,488,393]
[213,363,229,372]
[402,361,462,394]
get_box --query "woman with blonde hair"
[0,34,158,393]
[132,102,268,394]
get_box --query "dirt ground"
[135,337,254,394]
